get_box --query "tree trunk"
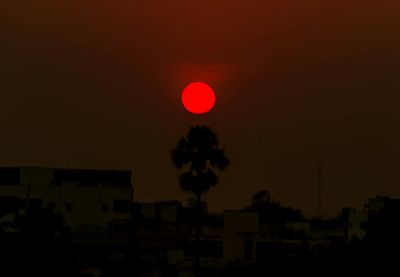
[195,192,201,277]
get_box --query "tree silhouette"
[246,190,304,224]
[171,125,229,275]
[186,196,208,216]
[252,190,272,207]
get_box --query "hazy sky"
[1,1,400,215]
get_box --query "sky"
[1,0,400,215]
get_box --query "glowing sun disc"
[181,82,216,114]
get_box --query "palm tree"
[171,125,229,275]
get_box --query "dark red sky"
[1,1,400,215]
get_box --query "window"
[0,168,20,186]
[102,203,109,213]
[65,202,72,213]
[29,198,43,210]
[19,198,27,209]
[48,202,56,210]
[113,199,130,213]
[244,240,253,259]
[110,222,129,232]
[0,196,22,214]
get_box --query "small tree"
[171,125,229,275]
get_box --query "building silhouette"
[0,167,399,276]
[0,167,132,232]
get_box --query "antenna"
[317,161,322,216]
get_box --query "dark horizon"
[1,165,399,276]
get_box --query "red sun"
[181,82,216,114]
